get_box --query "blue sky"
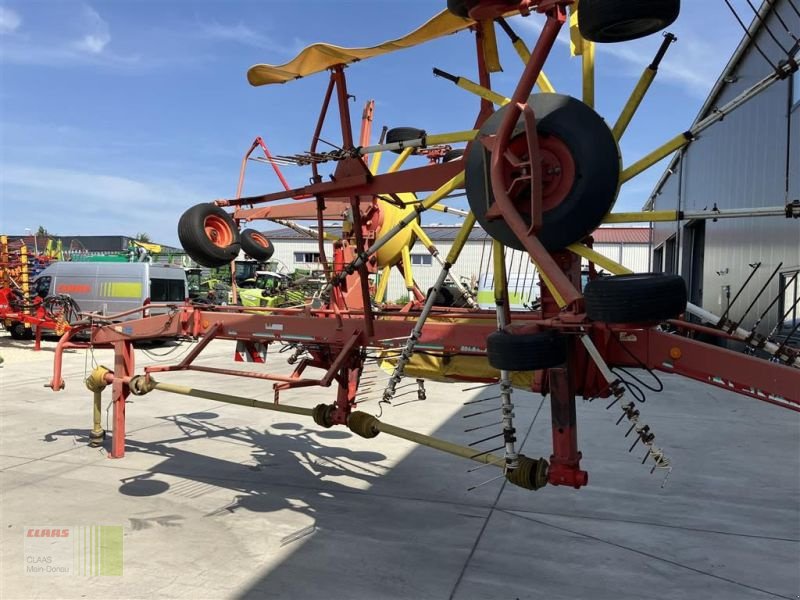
[0,1,763,245]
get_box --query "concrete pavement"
[0,336,797,599]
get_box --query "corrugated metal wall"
[651,0,800,334]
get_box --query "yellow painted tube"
[510,37,555,93]
[620,132,692,183]
[582,39,595,109]
[535,264,568,308]
[445,212,476,264]
[481,19,502,73]
[428,203,469,217]
[426,130,478,145]
[20,245,29,317]
[612,67,657,141]
[411,222,436,253]
[401,245,415,290]
[422,172,465,211]
[457,77,510,106]
[567,243,632,275]
[512,37,530,62]
[492,240,507,303]
[602,210,678,224]
[537,71,556,94]
[369,150,383,175]
[375,265,391,303]
[387,147,413,174]
[569,2,583,56]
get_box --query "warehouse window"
[793,69,800,111]
[410,254,432,266]
[653,246,664,273]
[779,270,799,329]
[294,252,321,264]
[664,235,677,275]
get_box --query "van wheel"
[240,229,275,262]
[178,204,241,268]
[8,322,31,340]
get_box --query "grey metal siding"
[650,0,800,335]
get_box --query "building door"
[683,221,705,306]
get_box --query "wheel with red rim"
[240,229,275,262]
[465,93,620,252]
[178,203,241,268]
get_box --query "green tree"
[135,232,152,243]
[36,225,49,237]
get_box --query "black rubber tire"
[447,0,517,18]
[178,203,241,268]
[584,273,687,323]
[386,127,425,154]
[442,148,465,163]
[8,321,29,340]
[428,285,455,307]
[240,229,275,262]
[579,0,680,43]
[8,322,25,340]
[487,330,566,371]
[466,93,620,252]
[447,0,479,18]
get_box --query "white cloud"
[0,164,208,243]
[197,20,281,50]
[71,4,110,54]
[0,6,21,34]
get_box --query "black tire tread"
[584,273,687,323]
[240,229,275,262]
[579,0,680,43]
[487,330,566,371]
[178,203,241,268]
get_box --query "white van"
[33,262,187,320]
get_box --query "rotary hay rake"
[51,0,799,493]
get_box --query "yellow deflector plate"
[247,10,474,86]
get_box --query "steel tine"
[463,406,503,419]
[463,394,501,405]
[468,432,504,447]
[461,382,499,392]
[464,421,502,433]
[469,445,505,459]
[467,456,506,472]
[467,472,507,492]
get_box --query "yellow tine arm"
[567,243,632,275]
[620,132,693,183]
[602,210,678,224]
[494,17,555,92]
[375,265,391,303]
[445,212,477,265]
[582,39,595,109]
[400,246,415,291]
[491,239,507,305]
[387,147,413,174]
[613,33,677,141]
[426,130,478,145]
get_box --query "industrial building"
[263,225,651,303]
[646,0,800,341]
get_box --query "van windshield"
[150,278,185,302]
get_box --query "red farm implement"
[50,1,799,494]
